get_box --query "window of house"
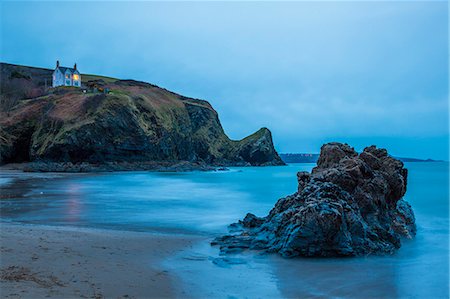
[73,74,79,80]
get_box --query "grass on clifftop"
[81,74,118,84]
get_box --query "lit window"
[66,74,70,79]
[73,74,79,80]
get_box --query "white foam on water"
[0,177,13,187]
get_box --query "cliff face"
[213,143,416,257]
[0,63,284,168]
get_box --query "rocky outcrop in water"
[213,142,416,257]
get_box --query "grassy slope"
[0,64,229,162]
[81,74,118,84]
[0,62,118,84]
[0,63,283,166]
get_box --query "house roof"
[56,66,79,74]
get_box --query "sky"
[1,1,448,160]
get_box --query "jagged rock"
[241,213,265,228]
[232,128,284,166]
[213,142,416,257]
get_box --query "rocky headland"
[213,142,416,257]
[0,63,284,171]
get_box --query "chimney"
[56,60,60,68]
[74,63,77,70]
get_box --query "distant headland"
[279,153,444,164]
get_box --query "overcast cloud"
[1,1,448,159]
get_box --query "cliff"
[0,63,284,170]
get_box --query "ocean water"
[0,163,448,297]
[0,165,312,234]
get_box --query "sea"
[1,162,448,298]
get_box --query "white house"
[52,61,81,87]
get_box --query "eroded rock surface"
[213,142,416,257]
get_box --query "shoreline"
[0,159,285,174]
[0,161,220,173]
[0,222,205,298]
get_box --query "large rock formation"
[213,143,416,257]
[0,63,284,170]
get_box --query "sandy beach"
[0,223,202,299]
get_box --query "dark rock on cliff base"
[17,161,215,173]
[213,142,416,257]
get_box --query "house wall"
[52,69,64,87]
[52,67,82,88]
[73,70,81,87]
[64,70,72,86]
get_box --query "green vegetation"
[10,70,31,80]
[108,89,130,96]
[81,74,118,84]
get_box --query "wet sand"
[0,223,203,298]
